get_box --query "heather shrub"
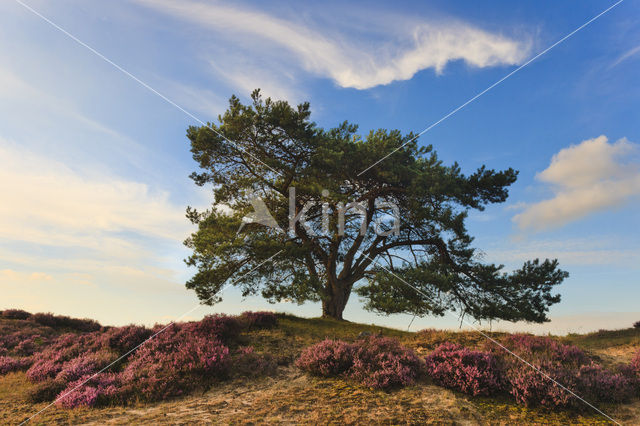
[506,361,635,408]
[296,339,355,377]
[120,326,231,401]
[297,337,422,389]
[506,361,576,408]
[28,379,67,403]
[575,364,634,404]
[56,350,117,382]
[499,334,589,367]
[55,373,121,408]
[27,333,102,382]
[27,357,65,382]
[628,349,640,396]
[239,311,278,329]
[0,333,20,354]
[349,336,423,389]
[30,313,68,328]
[232,346,277,377]
[100,325,152,355]
[0,324,51,356]
[0,356,33,375]
[631,350,640,377]
[497,335,634,408]
[182,314,241,342]
[15,336,44,356]
[31,313,101,332]
[424,343,504,396]
[1,309,32,320]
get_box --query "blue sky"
[1,0,639,334]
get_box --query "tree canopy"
[184,90,567,321]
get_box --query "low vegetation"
[1,310,278,409]
[296,336,423,389]
[424,342,503,397]
[1,309,639,424]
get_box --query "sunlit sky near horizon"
[1,0,639,334]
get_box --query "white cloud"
[153,77,228,119]
[136,0,530,90]
[0,270,53,282]
[513,136,640,231]
[609,44,640,69]
[484,237,640,268]
[0,141,205,324]
[0,142,189,246]
[208,59,300,104]
[0,66,126,142]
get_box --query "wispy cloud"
[0,142,189,246]
[0,66,130,143]
[136,0,530,91]
[153,77,228,119]
[484,237,640,268]
[0,141,202,324]
[609,44,640,69]
[513,136,640,231]
[208,59,300,103]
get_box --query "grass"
[1,313,639,424]
[564,328,640,351]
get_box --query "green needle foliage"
[184,90,567,321]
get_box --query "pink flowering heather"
[0,330,46,356]
[575,363,635,404]
[120,326,231,401]
[27,333,102,382]
[0,356,33,375]
[424,343,504,396]
[55,373,121,409]
[56,351,117,382]
[296,339,355,377]
[349,336,423,389]
[100,325,152,355]
[499,334,589,367]
[239,311,278,329]
[181,314,241,342]
[297,337,423,389]
[0,333,20,354]
[15,337,36,356]
[0,323,51,357]
[626,350,640,396]
[506,361,575,408]
[498,336,635,408]
[631,349,640,378]
[504,360,634,408]
[26,358,64,383]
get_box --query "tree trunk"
[321,279,351,320]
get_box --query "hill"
[1,310,639,424]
